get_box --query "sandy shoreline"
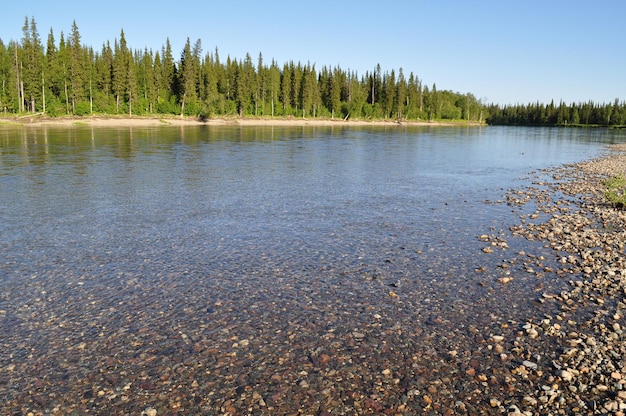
[0,115,478,128]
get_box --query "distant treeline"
[486,100,626,127]
[0,17,488,121]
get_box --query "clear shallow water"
[1,125,618,279]
[0,124,624,413]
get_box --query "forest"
[1,17,625,127]
[486,100,626,127]
[0,18,487,122]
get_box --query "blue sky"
[3,0,625,105]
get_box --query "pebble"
[557,370,574,381]
[522,360,538,370]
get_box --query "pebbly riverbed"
[480,143,626,415]
[2,128,626,415]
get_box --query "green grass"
[602,175,626,208]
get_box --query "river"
[0,124,623,414]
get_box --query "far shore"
[0,114,483,128]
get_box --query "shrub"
[602,175,626,208]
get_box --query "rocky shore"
[485,143,626,415]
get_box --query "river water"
[0,124,624,414]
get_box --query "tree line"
[0,17,487,121]
[486,100,626,127]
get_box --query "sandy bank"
[1,115,478,128]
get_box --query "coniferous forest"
[1,17,625,127]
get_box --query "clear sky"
[3,0,625,106]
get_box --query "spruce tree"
[268,59,280,116]
[68,20,85,113]
[280,62,291,114]
[20,17,44,112]
[329,66,341,118]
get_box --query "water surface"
[0,124,623,413]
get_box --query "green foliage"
[0,16,492,122]
[156,97,179,115]
[603,175,626,208]
[487,99,626,127]
[43,96,66,117]
[73,101,91,116]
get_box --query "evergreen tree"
[256,52,265,116]
[139,48,156,113]
[268,59,281,116]
[45,29,62,107]
[20,17,44,112]
[0,40,12,113]
[382,69,396,118]
[126,47,138,116]
[161,38,176,105]
[68,20,85,113]
[179,37,197,115]
[57,31,71,114]
[300,63,318,117]
[95,41,114,108]
[290,62,302,114]
[241,53,255,116]
[225,56,237,107]
[112,37,126,113]
[328,66,341,118]
[280,62,291,114]
[395,68,406,120]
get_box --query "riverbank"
[487,143,626,414]
[0,114,479,128]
